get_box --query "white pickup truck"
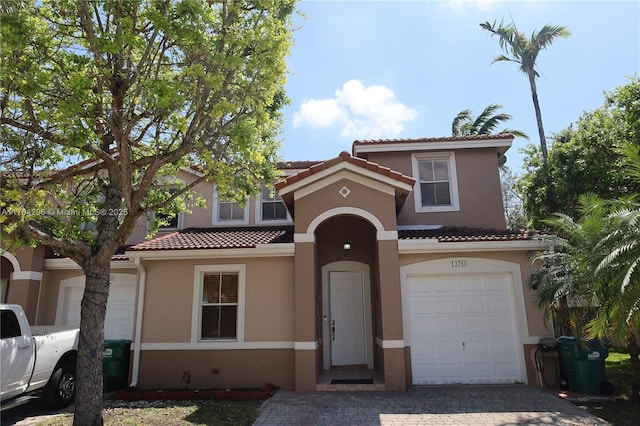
[1,304,79,411]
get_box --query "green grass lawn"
[36,400,260,426]
[580,349,640,425]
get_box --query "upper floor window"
[412,153,460,212]
[259,186,288,222]
[156,188,182,230]
[214,188,249,225]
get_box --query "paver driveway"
[254,385,608,425]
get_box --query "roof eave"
[353,137,513,156]
[125,243,295,259]
[398,239,551,254]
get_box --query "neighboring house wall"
[126,169,294,245]
[2,247,46,323]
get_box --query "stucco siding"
[141,256,295,344]
[294,178,398,233]
[137,349,294,390]
[365,149,506,228]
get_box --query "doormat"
[330,379,374,384]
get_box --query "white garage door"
[406,273,521,385]
[57,274,136,340]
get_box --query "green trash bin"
[556,336,608,394]
[103,339,131,393]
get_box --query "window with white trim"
[193,265,245,343]
[412,153,460,212]
[260,186,288,222]
[214,190,248,224]
[201,272,238,339]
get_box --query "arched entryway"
[316,215,377,372]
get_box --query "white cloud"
[293,79,418,140]
[439,0,499,14]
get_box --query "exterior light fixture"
[343,242,351,258]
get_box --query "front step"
[315,383,385,391]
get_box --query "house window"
[157,189,181,230]
[260,186,288,221]
[201,273,238,339]
[412,153,460,212]
[214,189,248,225]
[218,200,245,221]
[192,265,245,343]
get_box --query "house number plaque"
[451,260,468,268]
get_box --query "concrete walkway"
[254,385,608,425]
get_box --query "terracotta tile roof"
[353,134,514,147]
[275,151,415,190]
[129,226,294,251]
[398,227,543,242]
[277,160,323,170]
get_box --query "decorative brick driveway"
[254,385,608,425]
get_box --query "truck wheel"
[43,363,76,409]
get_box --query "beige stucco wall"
[141,256,294,343]
[138,349,294,390]
[293,178,398,233]
[127,170,217,244]
[364,149,506,229]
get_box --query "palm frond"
[499,129,529,139]
[532,24,571,50]
[452,109,472,136]
[621,259,639,293]
[478,113,511,135]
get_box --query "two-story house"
[1,134,550,392]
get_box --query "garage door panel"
[462,318,489,335]
[467,362,492,379]
[439,363,465,382]
[406,273,521,385]
[485,276,510,291]
[434,318,461,335]
[434,298,457,314]
[436,340,463,356]
[460,299,485,314]
[464,340,490,355]
[490,319,516,334]
[458,277,483,292]
[487,296,513,313]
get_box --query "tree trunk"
[527,71,548,164]
[629,334,640,402]
[73,257,111,426]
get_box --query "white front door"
[329,271,366,366]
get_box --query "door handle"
[18,344,31,350]
[332,320,335,341]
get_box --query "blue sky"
[279,0,640,174]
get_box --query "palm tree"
[451,103,529,139]
[534,146,640,400]
[534,195,640,400]
[480,20,570,164]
